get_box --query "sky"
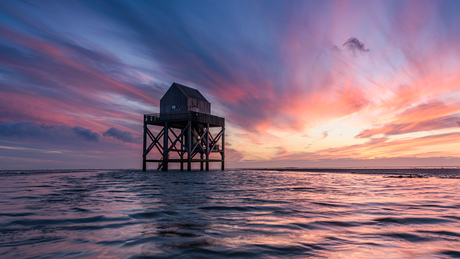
[1,0,460,170]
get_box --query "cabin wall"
[160,87,188,114]
[187,98,211,114]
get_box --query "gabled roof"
[172,82,209,103]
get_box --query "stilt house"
[142,83,225,171]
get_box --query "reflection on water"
[0,169,459,258]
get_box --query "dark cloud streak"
[342,37,370,55]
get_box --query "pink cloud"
[319,132,460,160]
[357,101,460,138]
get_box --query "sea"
[0,168,459,258]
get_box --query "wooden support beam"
[187,121,191,171]
[221,127,225,171]
[163,122,169,171]
[180,133,184,171]
[142,120,147,171]
[200,153,204,171]
[206,123,209,171]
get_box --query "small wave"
[312,202,348,207]
[66,221,139,231]
[382,232,431,242]
[373,217,453,225]
[128,210,179,219]
[71,207,91,212]
[198,205,280,212]
[292,187,315,191]
[118,236,163,247]
[241,198,290,204]
[0,212,35,217]
[292,223,324,230]
[69,215,130,223]
[270,209,304,215]
[311,220,361,228]
[418,230,460,238]
[247,223,302,231]
[33,250,96,258]
[0,236,64,247]
[253,244,315,257]
[10,196,40,200]
[3,215,130,228]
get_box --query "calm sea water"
[0,169,459,258]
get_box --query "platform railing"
[144,112,224,126]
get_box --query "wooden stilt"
[142,118,147,171]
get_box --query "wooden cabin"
[160,82,211,115]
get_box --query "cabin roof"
[172,82,209,103]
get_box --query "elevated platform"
[144,112,225,128]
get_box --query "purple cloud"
[0,121,100,143]
[73,126,100,142]
[103,127,138,143]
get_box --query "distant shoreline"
[243,167,460,175]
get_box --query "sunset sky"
[1,0,460,169]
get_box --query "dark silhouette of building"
[160,83,210,114]
[142,83,225,171]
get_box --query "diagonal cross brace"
[167,123,189,153]
[191,127,208,154]
[207,128,224,155]
[144,127,164,156]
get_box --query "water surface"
[0,169,459,258]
